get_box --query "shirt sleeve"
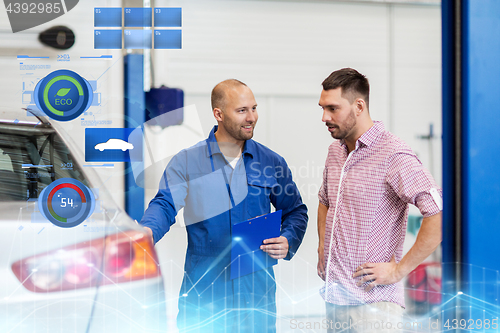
[386,152,442,217]
[318,155,329,207]
[139,152,188,244]
[271,156,308,261]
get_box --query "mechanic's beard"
[331,110,356,140]
[226,122,255,141]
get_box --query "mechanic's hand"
[143,227,154,244]
[353,255,402,292]
[317,247,326,281]
[260,236,289,259]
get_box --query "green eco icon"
[56,88,71,97]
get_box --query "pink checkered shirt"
[318,121,442,307]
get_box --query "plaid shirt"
[318,121,442,307]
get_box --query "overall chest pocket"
[246,177,278,217]
[187,169,232,221]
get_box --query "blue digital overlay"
[94,8,122,27]
[154,30,182,49]
[124,30,152,49]
[38,178,95,228]
[85,128,143,162]
[33,69,93,122]
[154,8,182,27]
[94,30,122,49]
[124,8,152,27]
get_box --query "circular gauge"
[38,178,95,228]
[34,69,93,122]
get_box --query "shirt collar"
[357,121,385,148]
[206,125,255,158]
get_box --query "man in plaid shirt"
[317,68,442,332]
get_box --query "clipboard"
[230,210,282,280]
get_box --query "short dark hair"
[211,79,247,110]
[322,68,370,107]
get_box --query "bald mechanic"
[316,68,442,332]
[140,79,308,332]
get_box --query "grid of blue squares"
[94,7,182,49]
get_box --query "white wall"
[147,0,442,328]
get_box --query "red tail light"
[11,230,160,293]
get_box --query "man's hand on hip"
[353,255,403,292]
[261,236,289,259]
[353,213,442,292]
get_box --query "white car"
[95,138,134,152]
[0,109,166,332]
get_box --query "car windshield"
[0,122,89,201]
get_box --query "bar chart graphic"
[94,7,182,50]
